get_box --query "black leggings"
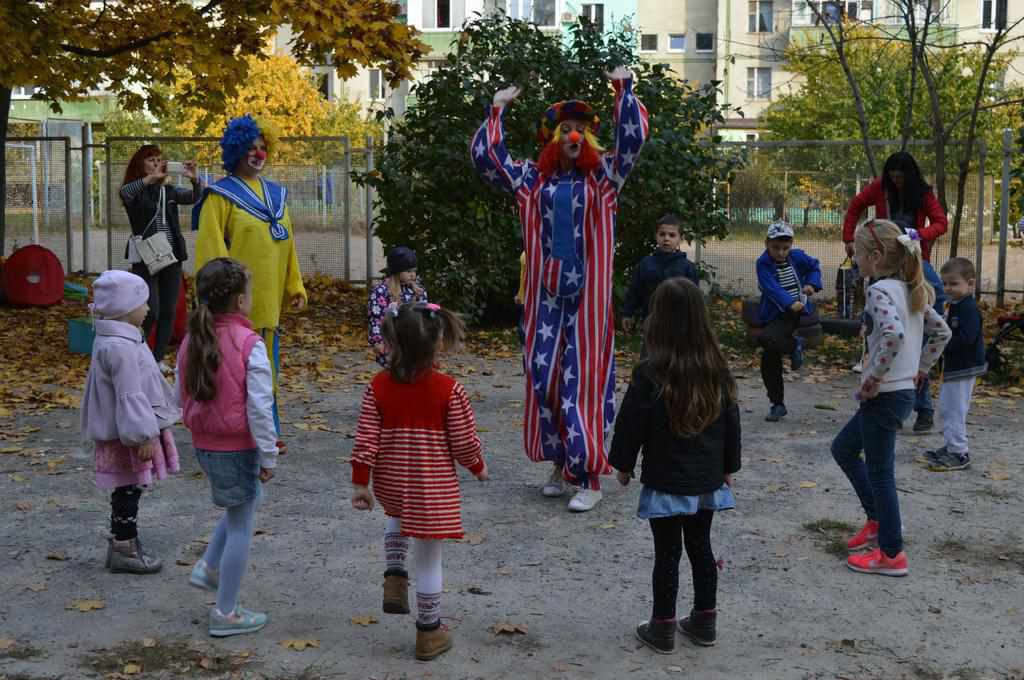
[110,485,142,540]
[759,310,800,405]
[131,261,182,363]
[649,510,717,620]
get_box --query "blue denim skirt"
[194,448,262,508]
[637,483,736,519]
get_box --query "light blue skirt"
[637,483,736,519]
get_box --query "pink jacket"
[178,313,262,452]
[81,320,179,446]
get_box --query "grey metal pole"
[974,140,985,301]
[365,135,374,290]
[104,140,112,274]
[64,139,73,273]
[342,137,351,281]
[81,123,91,273]
[997,128,1011,307]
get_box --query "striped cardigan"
[351,369,484,539]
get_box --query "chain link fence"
[94,135,383,281]
[697,139,1006,302]
[2,137,73,271]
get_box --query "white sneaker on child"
[568,488,602,512]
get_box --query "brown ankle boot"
[382,571,410,614]
[415,623,452,660]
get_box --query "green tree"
[358,16,741,320]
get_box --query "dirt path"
[1,352,1022,680]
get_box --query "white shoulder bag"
[130,185,178,275]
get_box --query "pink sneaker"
[847,520,879,552]
[847,548,908,576]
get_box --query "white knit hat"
[90,270,149,319]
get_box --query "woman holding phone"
[120,145,202,371]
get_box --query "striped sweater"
[351,369,485,539]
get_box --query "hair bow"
[896,231,921,253]
[387,302,400,317]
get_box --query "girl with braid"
[177,258,283,637]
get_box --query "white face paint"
[559,121,586,161]
[240,136,268,176]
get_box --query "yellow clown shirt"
[195,177,306,330]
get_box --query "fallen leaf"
[142,638,156,648]
[15,500,31,511]
[813,403,838,411]
[254,528,274,536]
[1,446,24,454]
[467,586,492,595]
[0,639,16,651]
[198,656,211,670]
[67,599,105,612]
[596,522,616,529]
[458,532,485,545]
[9,473,27,482]
[666,666,683,673]
[123,662,142,675]
[26,583,47,592]
[175,559,192,566]
[489,622,528,635]
[799,481,818,489]
[350,615,378,626]
[280,638,320,651]
[46,551,68,561]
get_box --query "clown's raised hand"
[605,66,633,81]
[493,85,522,108]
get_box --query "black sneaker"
[635,620,675,654]
[912,413,934,433]
[923,446,947,466]
[929,450,971,471]
[765,403,787,422]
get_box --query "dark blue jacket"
[756,249,823,324]
[623,250,699,319]
[943,295,986,380]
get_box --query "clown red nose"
[253,149,268,161]
[568,131,582,144]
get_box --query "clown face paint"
[559,121,587,164]
[239,136,268,177]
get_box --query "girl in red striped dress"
[351,302,489,661]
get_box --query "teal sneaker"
[189,560,219,592]
[209,606,267,637]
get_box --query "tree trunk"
[0,86,10,257]
[919,56,948,217]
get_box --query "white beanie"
[91,270,149,319]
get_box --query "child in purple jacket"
[81,270,181,574]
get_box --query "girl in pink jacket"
[81,270,181,575]
[177,257,281,638]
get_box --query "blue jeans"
[831,389,915,556]
[915,261,946,416]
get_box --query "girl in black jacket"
[610,277,741,654]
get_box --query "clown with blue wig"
[471,67,648,512]
[193,115,307,431]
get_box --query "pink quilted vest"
[178,313,261,451]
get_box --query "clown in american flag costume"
[471,68,648,511]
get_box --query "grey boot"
[107,537,162,574]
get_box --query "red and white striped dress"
[351,369,485,539]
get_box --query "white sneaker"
[541,466,565,498]
[852,361,863,374]
[568,488,603,512]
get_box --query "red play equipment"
[2,245,65,307]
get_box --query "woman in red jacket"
[843,151,948,433]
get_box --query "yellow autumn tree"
[163,54,382,167]
[0,0,426,247]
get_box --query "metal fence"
[2,137,73,271]
[101,136,378,281]
[694,138,1022,303]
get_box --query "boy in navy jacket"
[756,221,822,422]
[622,214,699,332]
[926,257,986,471]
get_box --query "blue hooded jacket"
[756,249,823,324]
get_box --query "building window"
[10,86,36,98]
[696,32,714,52]
[748,1,773,32]
[668,34,686,51]
[369,69,385,100]
[532,0,556,26]
[580,3,604,32]
[982,0,1008,30]
[747,67,772,99]
[640,33,658,51]
[746,133,758,143]
[437,0,451,27]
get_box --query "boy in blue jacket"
[622,214,700,332]
[756,221,822,422]
[925,257,986,471]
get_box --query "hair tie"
[905,227,920,242]
[897,232,921,254]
